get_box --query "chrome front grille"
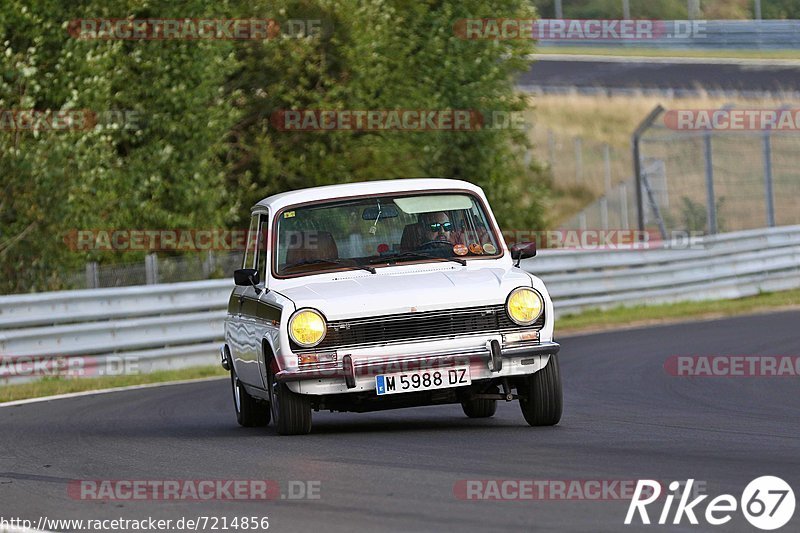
[292,304,545,353]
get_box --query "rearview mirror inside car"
[362,205,399,220]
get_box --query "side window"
[257,214,269,284]
[242,214,260,269]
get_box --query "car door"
[228,212,265,387]
[238,209,284,389]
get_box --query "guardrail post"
[85,262,99,289]
[547,129,556,171]
[145,254,159,285]
[703,133,718,234]
[763,131,775,228]
[574,137,583,184]
[554,0,563,18]
[602,144,612,229]
[203,251,216,277]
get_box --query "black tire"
[231,368,270,427]
[519,354,563,426]
[267,361,312,435]
[461,398,497,418]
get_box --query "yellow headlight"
[289,309,327,347]
[506,288,543,326]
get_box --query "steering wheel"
[418,240,453,249]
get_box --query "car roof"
[252,178,487,212]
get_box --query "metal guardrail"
[1,226,799,385]
[540,20,800,50]
[526,225,800,312]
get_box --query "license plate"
[375,366,471,396]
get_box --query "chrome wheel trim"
[267,368,280,423]
[233,377,241,413]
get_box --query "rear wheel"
[519,354,562,426]
[267,360,312,435]
[231,368,270,427]
[461,398,497,418]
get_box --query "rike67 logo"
[626,477,795,530]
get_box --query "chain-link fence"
[532,129,631,198]
[528,127,636,230]
[637,109,800,235]
[555,105,800,235]
[558,178,638,231]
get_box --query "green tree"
[1,0,239,292]
[227,0,547,232]
[1,0,548,293]
[760,0,800,19]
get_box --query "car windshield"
[275,192,501,276]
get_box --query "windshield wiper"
[370,251,467,266]
[283,258,376,274]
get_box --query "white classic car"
[222,178,562,435]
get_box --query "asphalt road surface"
[1,310,799,532]
[521,59,800,94]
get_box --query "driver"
[418,211,458,245]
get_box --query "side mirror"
[234,268,260,287]
[510,242,537,266]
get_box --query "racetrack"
[520,57,800,95]
[1,310,798,532]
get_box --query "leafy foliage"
[1,0,547,293]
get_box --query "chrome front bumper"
[274,341,560,386]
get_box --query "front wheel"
[267,361,312,435]
[231,368,270,427]
[518,354,563,426]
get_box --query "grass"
[0,365,227,404]
[557,287,800,335]
[527,92,793,152]
[536,46,800,60]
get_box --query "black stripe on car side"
[227,292,239,315]
[240,296,282,322]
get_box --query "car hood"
[277,266,533,321]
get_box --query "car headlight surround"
[506,287,544,326]
[288,308,327,348]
